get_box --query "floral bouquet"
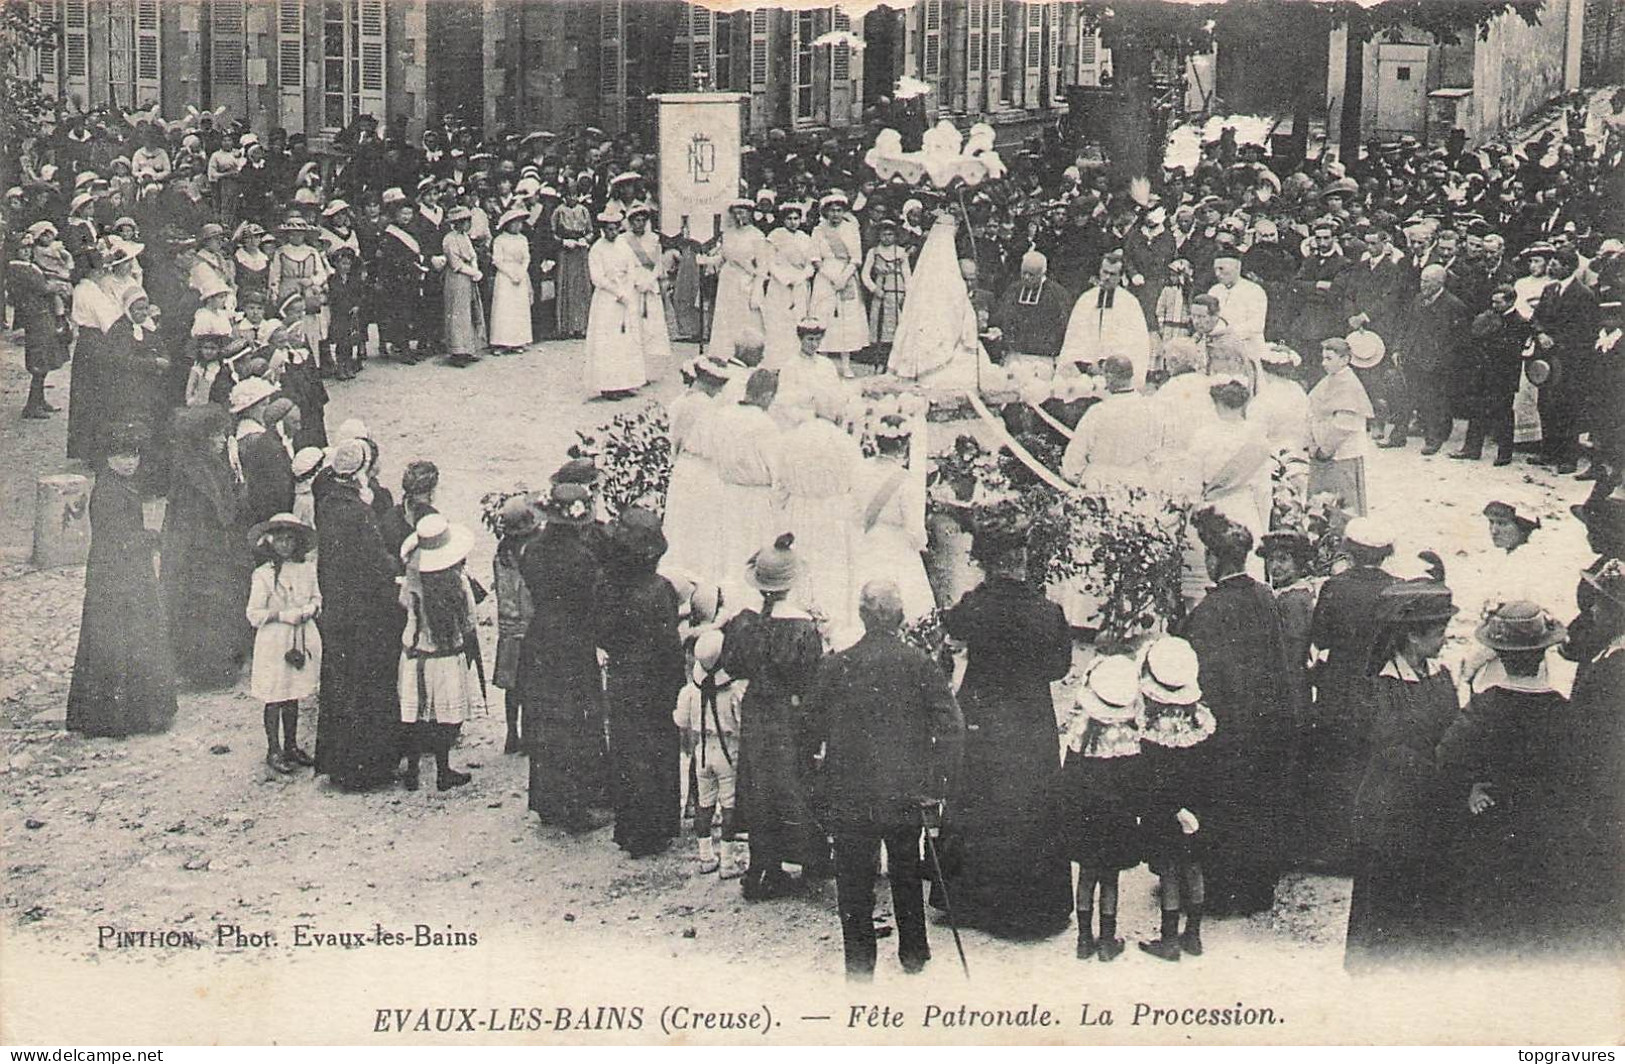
[899,607,955,678]
[478,484,533,538]
[573,401,673,518]
[1053,485,1189,648]
[1270,451,1352,577]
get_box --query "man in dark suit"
[1454,285,1532,465]
[809,580,964,981]
[1531,247,1602,473]
[1386,264,1470,453]
[1289,219,1352,367]
[1344,224,1414,345]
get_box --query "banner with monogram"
[652,92,748,243]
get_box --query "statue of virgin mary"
[886,211,995,392]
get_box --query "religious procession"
[3,0,1623,1000]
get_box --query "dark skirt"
[527,715,601,822]
[160,509,253,690]
[1345,853,1437,971]
[313,621,403,790]
[929,704,1073,938]
[737,706,818,867]
[554,246,591,337]
[606,675,680,856]
[1056,752,1141,872]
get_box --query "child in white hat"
[1057,654,1144,962]
[1136,636,1216,961]
[673,628,744,878]
[245,513,322,774]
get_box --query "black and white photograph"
[0,0,1621,1047]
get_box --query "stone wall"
[1467,0,1573,143]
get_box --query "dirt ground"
[1,320,1619,1044]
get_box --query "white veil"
[886,213,987,388]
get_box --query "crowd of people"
[11,86,1624,981]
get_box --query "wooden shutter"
[987,0,1003,105]
[1020,2,1041,107]
[35,0,58,81]
[1078,27,1099,86]
[275,0,303,131]
[690,4,713,81]
[135,0,162,105]
[62,0,89,102]
[1047,1,1061,101]
[832,8,850,84]
[749,9,767,90]
[922,0,941,82]
[357,0,385,119]
[600,0,624,129]
[211,0,245,86]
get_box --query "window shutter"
[36,0,58,80]
[923,0,941,81]
[1047,1,1061,100]
[211,0,245,85]
[356,0,385,118]
[832,8,850,83]
[600,0,624,129]
[1022,1,1041,107]
[988,0,1003,105]
[62,0,89,100]
[749,9,767,90]
[276,0,303,132]
[135,0,162,105]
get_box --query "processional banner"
[653,92,748,243]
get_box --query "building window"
[794,10,815,122]
[320,0,383,131]
[1396,66,1411,81]
[749,9,768,90]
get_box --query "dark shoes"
[1493,453,1514,467]
[900,951,931,975]
[741,868,799,901]
[21,406,50,420]
[1096,937,1125,962]
[1378,436,1407,449]
[437,767,472,791]
[402,759,421,791]
[1449,449,1481,460]
[1419,442,1443,456]
[1139,937,1182,962]
[265,751,294,774]
[283,746,314,768]
[1180,928,1205,956]
[1076,930,1096,961]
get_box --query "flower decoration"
[572,401,672,518]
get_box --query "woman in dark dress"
[66,430,178,737]
[1176,509,1294,917]
[596,507,685,857]
[1437,601,1579,956]
[100,287,171,464]
[66,264,122,462]
[1344,579,1460,972]
[160,403,253,690]
[722,533,827,901]
[313,439,405,791]
[519,482,605,834]
[930,518,1073,939]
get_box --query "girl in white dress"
[762,203,813,367]
[809,192,869,376]
[489,207,534,351]
[245,514,321,774]
[773,389,862,637]
[617,204,671,364]
[584,208,648,398]
[663,358,733,584]
[851,415,935,623]
[702,201,767,362]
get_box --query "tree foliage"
[1,3,59,186]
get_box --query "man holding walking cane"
[809,580,965,982]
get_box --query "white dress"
[774,418,861,632]
[246,560,323,703]
[851,455,935,623]
[886,215,993,390]
[762,227,814,367]
[705,225,766,361]
[397,568,479,725]
[619,229,671,363]
[774,350,843,423]
[710,403,783,590]
[488,231,534,347]
[810,219,870,354]
[663,389,725,584]
[584,236,648,393]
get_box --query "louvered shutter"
[357,0,385,119]
[62,0,89,102]
[831,8,850,83]
[749,9,767,90]
[276,0,304,132]
[600,0,624,129]
[1078,28,1099,86]
[211,0,245,86]
[1046,1,1061,101]
[987,1,1003,106]
[135,0,162,106]
[922,0,940,85]
[37,0,59,81]
[690,3,713,81]
[966,0,983,113]
[1022,2,1041,107]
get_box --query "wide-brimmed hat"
[1141,637,1202,706]
[1344,329,1386,369]
[746,532,802,592]
[819,190,849,208]
[496,206,528,230]
[1475,600,1567,652]
[595,206,624,225]
[1377,579,1459,624]
[548,482,594,525]
[195,273,232,300]
[320,198,350,218]
[329,438,370,477]
[550,456,598,486]
[1343,516,1395,551]
[1257,529,1313,561]
[1078,656,1141,723]
[98,236,144,268]
[611,505,668,562]
[291,446,325,479]
[278,216,318,233]
[409,514,474,573]
[228,376,278,414]
[626,202,655,220]
[248,512,314,550]
[444,205,473,224]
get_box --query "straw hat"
[195,273,231,300]
[693,629,725,673]
[1077,656,1141,724]
[1475,600,1567,652]
[496,206,529,231]
[1581,558,1625,607]
[746,533,802,592]
[247,512,315,550]
[228,376,278,414]
[1376,579,1459,624]
[1344,329,1385,370]
[548,482,595,526]
[1140,637,1203,706]
[410,514,474,573]
[1343,517,1395,551]
[444,205,472,224]
[291,446,325,479]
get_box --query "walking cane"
[921,800,970,980]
